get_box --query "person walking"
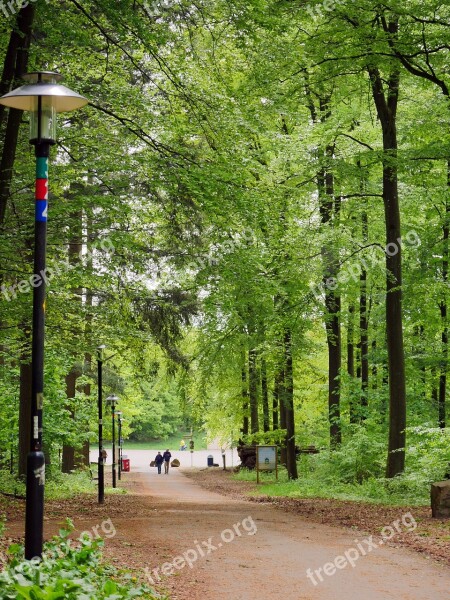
[163,449,172,474]
[154,451,164,474]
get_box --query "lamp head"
[0,71,88,144]
[97,344,106,360]
[106,394,119,409]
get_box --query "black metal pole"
[97,352,104,504]
[25,137,50,560]
[118,417,122,480]
[112,404,116,488]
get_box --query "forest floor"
[1,468,449,599]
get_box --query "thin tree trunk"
[284,330,298,479]
[372,340,378,390]
[248,347,259,434]
[318,104,342,447]
[438,166,449,428]
[278,368,287,466]
[348,303,357,423]
[360,213,369,419]
[273,370,281,430]
[62,206,83,471]
[18,333,31,477]
[261,357,270,432]
[241,352,249,437]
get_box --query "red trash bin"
[121,457,130,472]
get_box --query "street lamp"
[106,395,119,488]
[116,411,122,481]
[0,71,88,560]
[96,345,106,504]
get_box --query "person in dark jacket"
[154,451,164,474]
[163,449,172,474]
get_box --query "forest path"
[127,467,450,600]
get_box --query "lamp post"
[0,72,87,560]
[106,395,119,488]
[116,411,122,480]
[96,345,106,504]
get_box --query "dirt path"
[2,468,450,599]
[121,468,450,600]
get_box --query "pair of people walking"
[154,449,171,474]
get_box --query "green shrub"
[0,520,163,600]
[313,426,386,484]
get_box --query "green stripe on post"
[36,157,48,179]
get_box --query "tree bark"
[62,206,83,472]
[284,329,298,479]
[368,47,406,477]
[272,370,280,430]
[347,304,357,423]
[278,368,287,466]
[0,5,35,225]
[248,347,259,434]
[438,166,449,428]
[261,357,270,432]
[241,352,249,436]
[18,333,31,477]
[359,212,369,419]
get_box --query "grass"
[234,465,430,506]
[110,430,208,451]
[0,467,126,501]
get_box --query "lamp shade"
[0,72,88,113]
[106,395,119,407]
[0,72,88,143]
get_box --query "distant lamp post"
[0,71,88,560]
[116,411,122,480]
[106,395,119,488]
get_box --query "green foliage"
[0,468,104,501]
[236,426,450,505]
[318,426,386,484]
[241,429,288,446]
[0,521,161,600]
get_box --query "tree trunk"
[284,330,298,479]
[359,268,369,418]
[0,5,35,224]
[62,206,83,471]
[318,102,342,447]
[61,368,77,473]
[18,334,31,477]
[272,370,280,430]
[241,352,249,436]
[438,166,449,428]
[359,212,369,419]
[368,52,406,477]
[248,347,259,434]
[278,368,287,466]
[261,357,270,432]
[371,340,378,390]
[347,303,357,423]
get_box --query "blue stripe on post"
[35,200,48,222]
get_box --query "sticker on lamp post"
[256,445,278,484]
